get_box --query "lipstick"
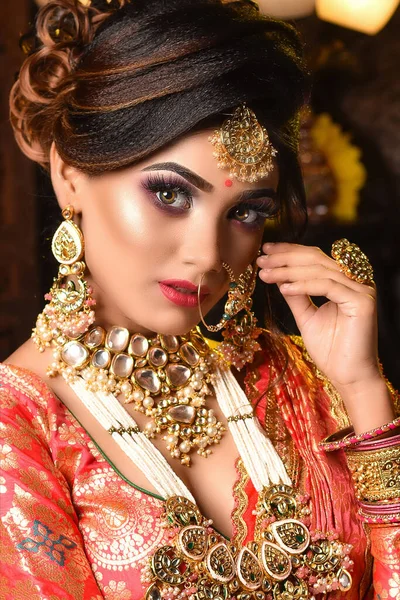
[159,280,210,308]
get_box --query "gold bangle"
[346,444,400,502]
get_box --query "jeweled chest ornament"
[209,104,278,183]
[33,317,225,465]
[141,485,353,600]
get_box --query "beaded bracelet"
[319,415,400,452]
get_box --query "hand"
[257,242,380,391]
[257,242,395,433]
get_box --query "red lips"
[159,280,210,308]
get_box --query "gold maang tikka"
[209,103,278,183]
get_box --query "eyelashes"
[228,199,279,226]
[141,172,279,225]
[141,173,194,214]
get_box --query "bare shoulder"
[5,338,51,384]
[4,338,84,417]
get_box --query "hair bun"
[10,0,123,165]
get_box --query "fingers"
[259,242,339,272]
[257,243,376,297]
[275,286,317,329]
[279,278,376,317]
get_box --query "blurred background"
[1,0,400,387]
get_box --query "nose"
[181,217,223,276]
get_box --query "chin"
[153,318,202,337]
[124,312,201,337]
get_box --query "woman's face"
[57,130,279,336]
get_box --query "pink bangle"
[358,500,400,524]
[349,432,400,452]
[319,416,400,452]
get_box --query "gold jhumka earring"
[32,205,96,358]
[198,261,263,371]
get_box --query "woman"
[1,0,399,598]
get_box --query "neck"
[87,277,158,337]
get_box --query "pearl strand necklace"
[213,366,291,490]
[71,371,195,501]
[68,362,291,500]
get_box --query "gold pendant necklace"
[141,485,353,600]
[34,322,225,466]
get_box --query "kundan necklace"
[42,324,354,600]
[33,322,225,466]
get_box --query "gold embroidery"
[388,573,400,600]
[0,365,50,411]
[19,467,53,499]
[264,387,300,485]
[0,413,34,451]
[58,421,86,445]
[0,475,7,494]
[102,579,132,599]
[75,468,166,571]
[0,443,19,471]
[289,335,350,429]
[0,576,43,599]
[370,525,400,565]
[359,523,373,600]
[244,350,301,485]
[231,459,249,547]
[374,580,389,599]
[3,486,93,599]
[0,388,18,409]
[55,445,83,488]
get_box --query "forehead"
[138,129,279,193]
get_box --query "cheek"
[82,183,175,264]
[224,225,263,274]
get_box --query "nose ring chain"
[198,262,254,333]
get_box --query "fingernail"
[263,243,275,250]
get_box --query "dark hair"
[10,0,309,234]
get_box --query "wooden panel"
[0,0,40,359]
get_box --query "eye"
[230,200,278,226]
[232,205,258,223]
[155,189,191,209]
[142,173,193,212]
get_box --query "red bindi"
[225,178,233,188]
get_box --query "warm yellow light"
[35,0,91,5]
[257,0,315,19]
[316,0,399,34]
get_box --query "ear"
[50,142,86,214]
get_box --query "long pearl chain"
[68,361,291,502]
[71,371,195,501]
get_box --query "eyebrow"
[236,188,277,204]
[141,162,214,192]
[141,161,277,201]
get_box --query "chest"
[53,379,242,538]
